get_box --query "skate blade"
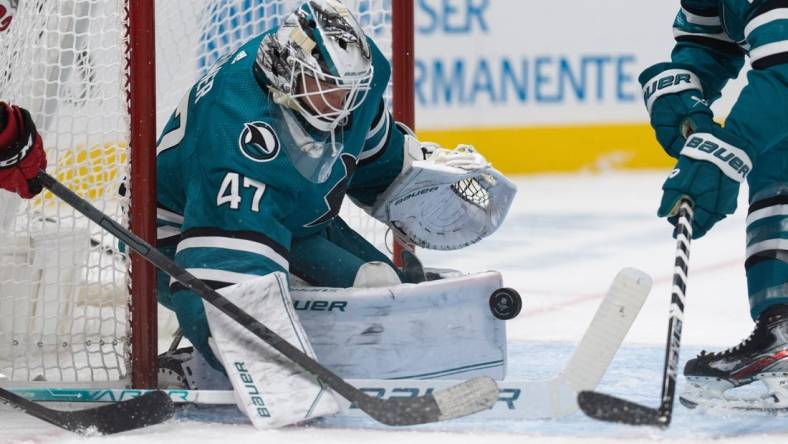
[681,375,788,412]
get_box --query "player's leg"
[682,142,788,405]
[289,216,405,287]
[729,66,788,323]
[157,274,225,378]
[745,150,788,319]
[682,66,788,402]
[156,214,400,387]
[154,238,230,386]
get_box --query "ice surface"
[6,171,785,443]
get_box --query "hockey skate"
[680,304,788,412]
[157,346,232,391]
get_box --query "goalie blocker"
[370,131,517,250]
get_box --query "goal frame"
[126,0,415,389]
[391,0,415,269]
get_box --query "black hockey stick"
[0,387,173,434]
[37,171,498,426]
[577,199,694,428]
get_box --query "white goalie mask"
[257,0,374,133]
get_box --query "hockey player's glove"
[0,0,17,33]
[658,124,753,239]
[639,62,714,158]
[371,137,516,250]
[0,102,47,198]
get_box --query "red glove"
[0,0,16,33]
[0,103,47,198]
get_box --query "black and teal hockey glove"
[639,62,715,158]
[658,123,754,239]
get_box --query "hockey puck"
[489,287,522,320]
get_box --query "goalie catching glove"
[0,102,47,198]
[372,135,516,250]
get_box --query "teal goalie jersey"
[153,32,406,359]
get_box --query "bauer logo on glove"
[681,134,752,182]
[642,70,701,113]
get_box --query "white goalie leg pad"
[188,346,234,390]
[204,272,340,428]
[293,271,507,380]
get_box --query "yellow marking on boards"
[417,123,674,174]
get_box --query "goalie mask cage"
[0,0,414,389]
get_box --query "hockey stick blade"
[37,171,498,425]
[554,268,652,415]
[356,376,499,425]
[0,388,174,435]
[577,201,694,429]
[577,391,667,427]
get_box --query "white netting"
[0,0,394,385]
[0,0,130,384]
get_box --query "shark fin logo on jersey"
[239,122,280,162]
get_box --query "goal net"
[0,0,404,387]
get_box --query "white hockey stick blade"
[529,267,652,418]
[564,268,652,388]
[433,376,500,421]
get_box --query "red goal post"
[391,0,415,269]
[127,0,158,390]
